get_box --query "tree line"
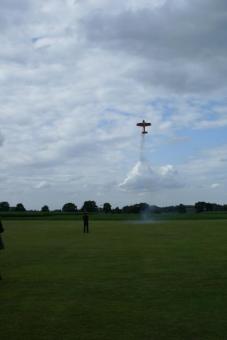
[1,201,227,214]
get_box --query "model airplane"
[136,120,151,134]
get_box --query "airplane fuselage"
[136,120,151,134]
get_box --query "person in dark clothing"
[0,220,4,280]
[83,212,89,233]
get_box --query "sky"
[1,0,227,209]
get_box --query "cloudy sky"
[1,0,227,209]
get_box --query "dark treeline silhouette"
[194,201,227,213]
[0,201,227,214]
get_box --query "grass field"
[2,211,227,220]
[1,219,227,339]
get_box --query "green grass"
[1,219,227,339]
[0,212,140,221]
[2,211,227,221]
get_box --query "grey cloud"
[0,0,31,29]
[83,0,227,58]
[0,132,4,146]
[0,0,28,8]
[81,0,227,94]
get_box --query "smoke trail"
[140,133,145,162]
[119,123,183,192]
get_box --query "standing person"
[83,212,89,233]
[0,219,4,280]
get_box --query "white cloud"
[211,183,220,189]
[197,117,227,129]
[34,181,51,189]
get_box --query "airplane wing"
[137,123,143,126]
[144,123,151,126]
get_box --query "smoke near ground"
[120,134,183,192]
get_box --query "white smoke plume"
[120,128,183,192]
[119,160,183,192]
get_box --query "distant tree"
[15,203,26,212]
[153,206,162,214]
[212,203,223,211]
[131,204,142,214]
[161,206,177,213]
[122,205,130,213]
[62,203,77,212]
[177,204,186,213]
[195,202,205,213]
[185,205,195,213]
[41,205,49,212]
[103,202,112,213]
[139,203,149,213]
[0,201,10,212]
[205,203,213,212]
[122,203,149,214]
[149,205,162,214]
[113,207,121,214]
[122,204,135,213]
[82,201,98,212]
